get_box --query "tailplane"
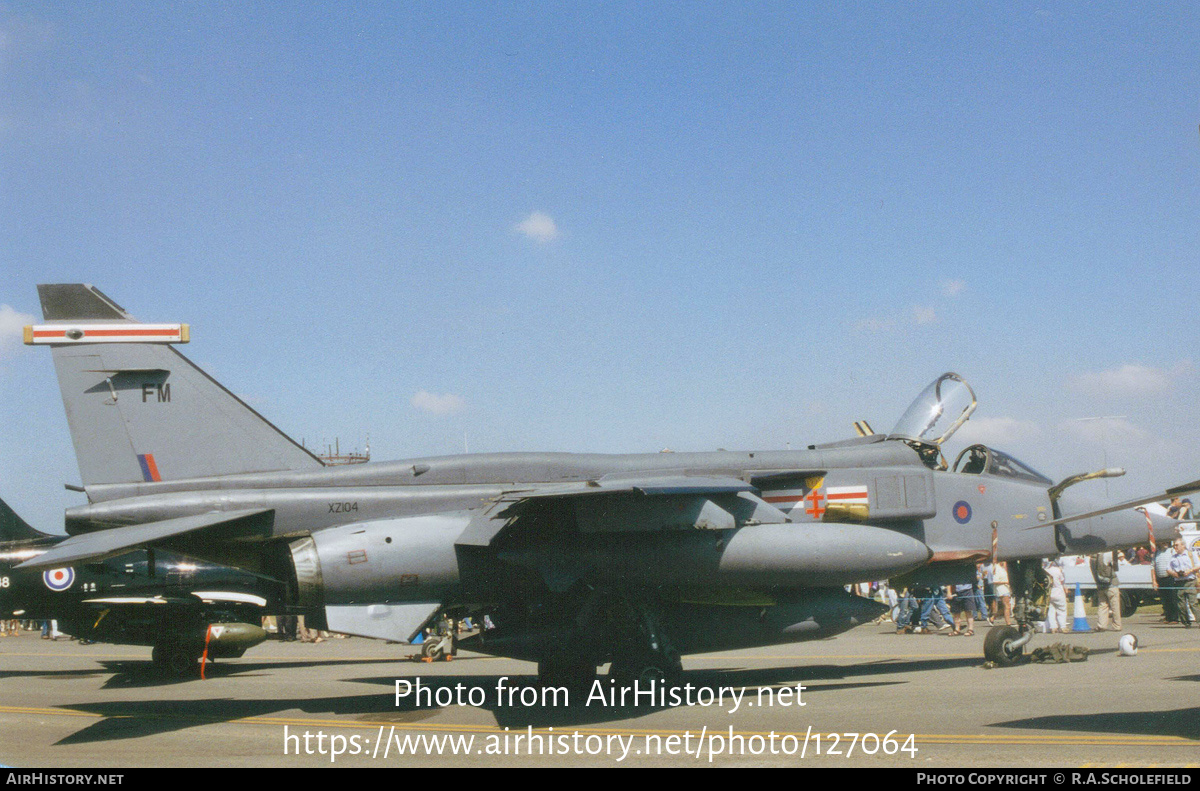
[31,284,323,488]
[0,497,54,544]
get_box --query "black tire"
[609,649,683,691]
[422,640,445,661]
[151,642,201,677]
[1119,590,1138,619]
[983,625,1024,667]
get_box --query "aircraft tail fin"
[0,497,54,544]
[34,284,323,489]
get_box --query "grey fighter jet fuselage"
[19,285,1187,681]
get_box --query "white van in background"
[1058,508,1198,617]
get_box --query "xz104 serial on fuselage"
[18,284,1192,682]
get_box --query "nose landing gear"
[982,624,1033,667]
[983,559,1047,667]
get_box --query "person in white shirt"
[1045,561,1068,633]
[992,562,1013,626]
[1168,538,1198,627]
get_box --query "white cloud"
[913,305,936,325]
[941,279,966,297]
[1067,363,1191,397]
[0,305,34,358]
[514,211,559,243]
[854,307,936,332]
[412,390,466,416]
[956,416,1042,447]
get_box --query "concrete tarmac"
[1,612,1197,768]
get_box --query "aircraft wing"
[506,475,759,499]
[15,509,274,570]
[458,475,791,547]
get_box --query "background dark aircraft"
[1,496,282,675]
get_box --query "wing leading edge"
[16,509,274,570]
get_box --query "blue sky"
[2,3,1198,531]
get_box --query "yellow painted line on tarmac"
[916,733,1199,747]
[686,657,984,662]
[1140,646,1200,654]
[0,705,117,719]
[0,704,1195,748]
[0,652,148,660]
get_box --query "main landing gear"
[534,593,682,692]
[608,604,682,688]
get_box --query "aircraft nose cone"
[1058,506,1157,555]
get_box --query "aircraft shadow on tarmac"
[994,708,1200,741]
[50,654,983,743]
[348,655,982,728]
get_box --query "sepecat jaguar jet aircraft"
[18,284,1194,685]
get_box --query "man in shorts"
[947,581,978,635]
[992,562,1013,626]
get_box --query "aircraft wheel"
[152,642,201,678]
[983,625,1024,667]
[422,640,444,661]
[1120,591,1138,619]
[609,649,682,691]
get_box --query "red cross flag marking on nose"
[805,488,825,519]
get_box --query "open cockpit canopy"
[887,373,977,446]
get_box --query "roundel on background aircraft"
[43,567,75,592]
